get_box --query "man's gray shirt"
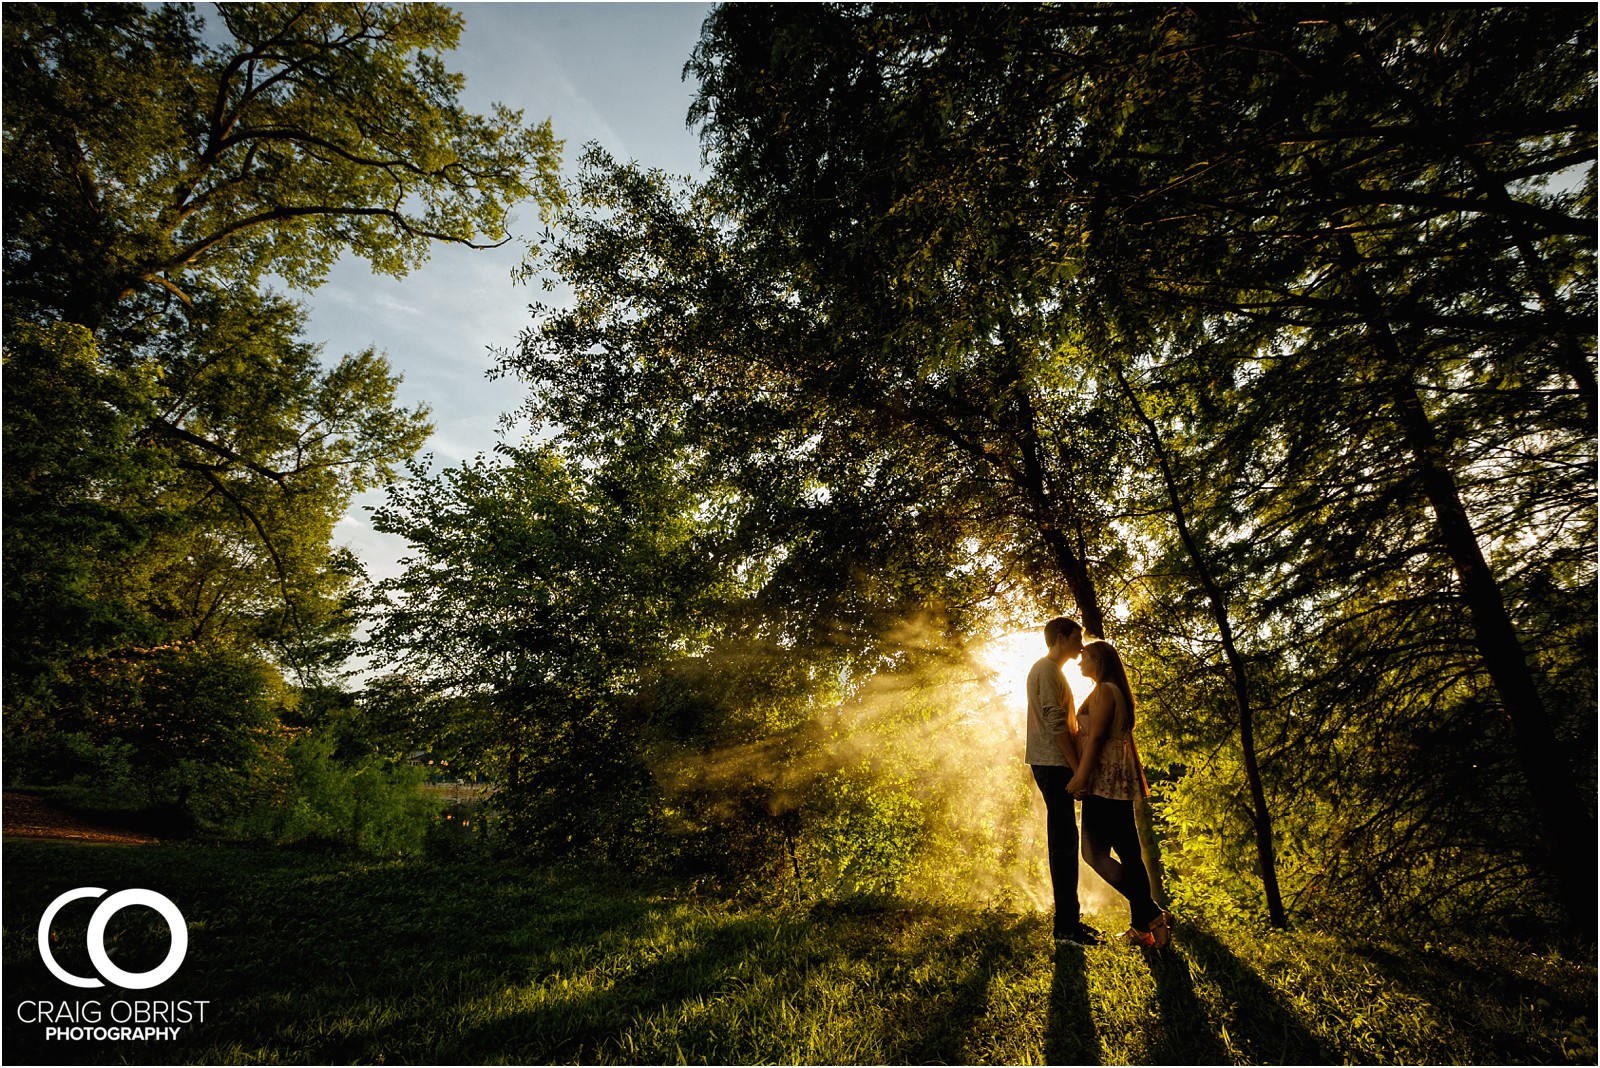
[1026,656,1074,766]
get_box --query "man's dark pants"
[1031,764,1079,936]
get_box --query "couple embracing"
[1026,616,1171,949]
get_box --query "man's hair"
[1043,616,1082,647]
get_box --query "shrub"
[233,731,433,856]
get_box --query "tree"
[676,3,1594,933]
[129,288,432,673]
[3,321,166,717]
[3,2,563,814]
[3,273,433,708]
[363,440,740,858]
[404,149,1042,875]
[688,6,1129,638]
[1056,4,1596,935]
[4,2,562,330]
[3,0,562,654]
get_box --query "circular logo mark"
[37,887,188,989]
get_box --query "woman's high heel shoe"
[1149,910,1173,949]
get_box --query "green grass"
[3,839,1593,1065]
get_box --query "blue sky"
[305,3,714,582]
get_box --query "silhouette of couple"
[1026,616,1171,948]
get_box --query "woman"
[1066,640,1171,948]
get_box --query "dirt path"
[2,791,161,844]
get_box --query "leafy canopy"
[4,2,565,326]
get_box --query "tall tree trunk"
[1335,236,1598,939]
[1011,387,1107,636]
[1112,364,1289,928]
[1132,793,1168,909]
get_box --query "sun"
[973,629,1095,714]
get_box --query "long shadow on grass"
[8,842,746,1064]
[1139,942,1231,1064]
[444,905,1051,1064]
[880,910,1040,1063]
[1345,939,1593,1063]
[1045,943,1100,1065]
[1355,937,1580,1008]
[152,844,665,1061]
[1177,924,1334,1064]
[432,910,791,1064]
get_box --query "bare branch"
[150,417,290,485]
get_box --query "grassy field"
[3,838,1594,1065]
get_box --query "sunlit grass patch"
[3,839,1592,1065]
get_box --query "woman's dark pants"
[1081,794,1162,931]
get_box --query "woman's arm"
[1066,685,1117,796]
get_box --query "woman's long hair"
[1084,640,1136,731]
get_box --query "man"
[1027,616,1100,946]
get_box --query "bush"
[2,730,147,808]
[805,767,925,898]
[7,642,285,823]
[233,731,434,856]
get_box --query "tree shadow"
[1139,942,1231,1064]
[436,910,784,1064]
[1045,942,1101,1065]
[1345,939,1594,1063]
[435,902,1055,1064]
[165,852,665,1064]
[882,910,1036,1063]
[1177,924,1334,1065]
[1352,937,1574,1006]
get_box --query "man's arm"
[1039,668,1080,769]
[1053,726,1080,770]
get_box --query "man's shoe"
[1054,921,1103,948]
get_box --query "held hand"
[1065,774,1087,796]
